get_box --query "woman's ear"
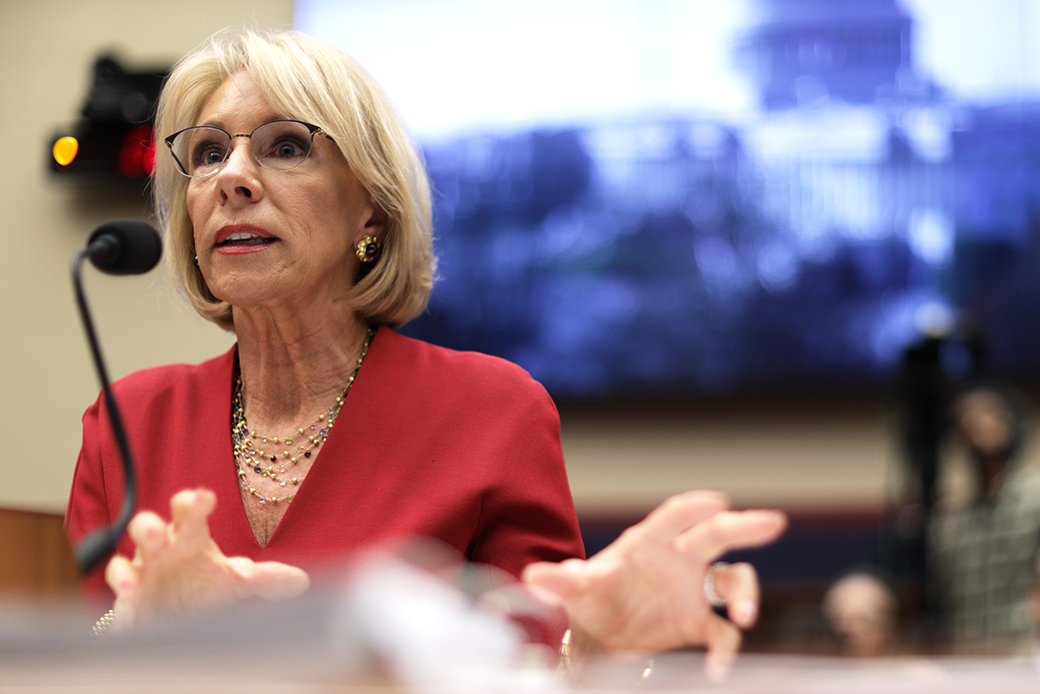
[355,205,387,283]
[365,203,388,233]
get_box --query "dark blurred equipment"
[899,335,951,515]
[880,321,986,641]
[48,55,169,183]
[897,322,985,510]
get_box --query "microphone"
[71,220,162,574]
[85,220,163,276]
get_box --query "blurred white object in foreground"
[338,546,563,693]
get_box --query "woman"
[929,382,1040,654]
[65,28,784,676]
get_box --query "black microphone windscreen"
[87,220,163,276]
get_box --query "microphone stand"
[70,248,138,575]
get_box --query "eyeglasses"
[164,120,326,178]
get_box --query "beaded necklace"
[231,327,375,505]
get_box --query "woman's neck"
[976,454,1010,503]
[232,304,371,433]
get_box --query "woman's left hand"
[521,490,786,680]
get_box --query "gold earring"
[356,235,381,262]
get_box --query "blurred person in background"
[822,569,900,658]
[929,381,1040,654]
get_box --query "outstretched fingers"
[709,561,760,628]
[98,488,314,631]
[105,554,140,625]
[675,509,787,564]
[675,510,784,640]
[126,510,170,562]
[631,490,730,545]
[169,488,218,545]
[226,557,311,601]
[703,613,742,682]
[521,558,589,605]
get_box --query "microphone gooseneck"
[72,220,162,574]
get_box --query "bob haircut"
[153,28,436,330]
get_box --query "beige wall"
[0,0,898,518]
[0,0,291,512]
[561,396,898,516]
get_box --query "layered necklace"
[231,327,375,505]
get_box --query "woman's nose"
[215,139,263,202]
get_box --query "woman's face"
[186,71,379,314]
[955,390,1014,458]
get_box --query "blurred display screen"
[297,0,1040,399]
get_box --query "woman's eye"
[192,142,227,169]
[271,139,306,159]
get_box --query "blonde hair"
[153,28,435,329]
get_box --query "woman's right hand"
[104,489,310,629]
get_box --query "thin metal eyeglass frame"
[164,120,326,178]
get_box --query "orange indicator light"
[53,136,79,166]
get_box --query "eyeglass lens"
[169,121,316,177]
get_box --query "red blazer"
[66,326,585,607]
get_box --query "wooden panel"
[0,508,82,611]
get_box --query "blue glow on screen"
[297,0,1040,398]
